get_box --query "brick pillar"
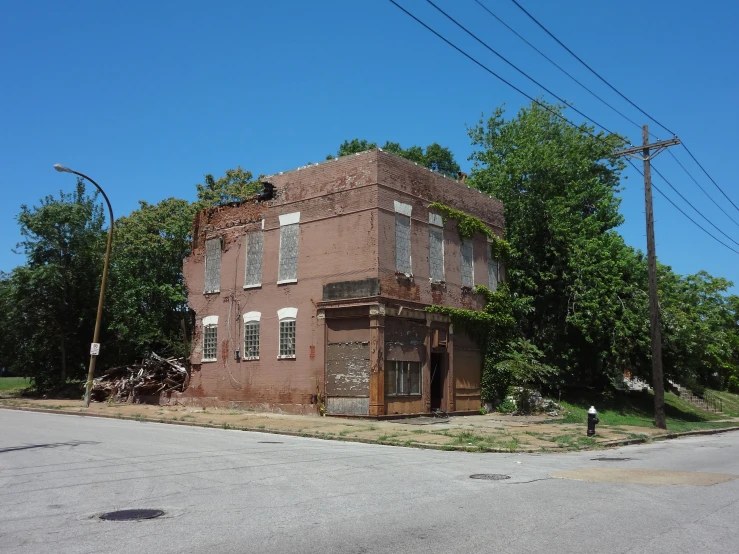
[369,305,386,416]
[316,309,326,401]
[423,314,432,413]
[446,323,455,413]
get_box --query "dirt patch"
[3,398,734,453]
[551,468,737,486]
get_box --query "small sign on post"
[90,343,101,356]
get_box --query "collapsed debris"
[90,353,188,403]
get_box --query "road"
[1,409,738,554]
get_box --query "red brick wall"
[376,151,504,310]
[181,150,504,411]
[183,154,380,411]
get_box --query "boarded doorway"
[430,352,446,411]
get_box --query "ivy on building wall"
[427,202,510,259]
[427,284,517,402]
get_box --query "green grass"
[0,377,30,393]
[558,389,728,432]
[707,389,739,417]
[548,434,597,449]
[451,430,488,445]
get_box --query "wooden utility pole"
[614,126,680,430]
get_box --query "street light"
[54,164,114,407]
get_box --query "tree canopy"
[327,139,461,179]
[0,182,105,390]
[468,101,739,394]
[1,110,737,400]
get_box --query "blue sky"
[1,0,737,290]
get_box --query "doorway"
[430,353,445,411]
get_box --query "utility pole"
[614,126,680,430]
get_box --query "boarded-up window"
[487,243,499,292]
[204,238,221,293]
[244,230,263,287]
[460,238,474,287]
[278,213,300,283]
[395,214,412,274]
[429,218,444,282]
[385,361,421,396]
[202,320,218,361]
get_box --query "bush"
[728,375,739,394]
[496,398,516,413]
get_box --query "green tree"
[328,139,461,178]
[658,270,738,389]
[468,101,634,386]
[3,181,105,391]
[195,166,261,208]
[106,198,196,364]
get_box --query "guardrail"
[702,390,724,413]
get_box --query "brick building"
[179,149,504,416]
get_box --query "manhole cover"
[470,474,511,480]
[258,441,283,444]
[100,509,164,521]
[590,457,632,462]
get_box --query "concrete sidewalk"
[4,397,724,452]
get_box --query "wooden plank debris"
[90,353,187,403]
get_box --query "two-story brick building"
[178,149,504,416]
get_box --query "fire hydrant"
[587,406,599,437]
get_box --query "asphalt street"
[1,409,737,554]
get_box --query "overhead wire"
[627,160,739,256]
[666,149,739,229]
[681,142,739,213]
[507,0,739,215]
[508,0,675,136]
[385,0,614,145]
[473,0,644,134]
[649,165,739,248]
[422,0,618,136]
[386,0,739,254]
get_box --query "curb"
[2,405,538,453]
[598,425,739,448]
[2,404,738,453]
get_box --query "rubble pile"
[90,353,188,403]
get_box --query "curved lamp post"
[54,164,114,407]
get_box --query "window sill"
[395,272,413,281]
[277,279,298,285]
[243,284,262,290]
[277,355,296,360]
[201,358,217,363]
[242,356,259,361]
[460,285,474,293]
[203,290,220,295]
[385,393,422,398]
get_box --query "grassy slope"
[559,389,735,433]
[708,390,739,417]
[0,377,31,393]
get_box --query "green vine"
[427,202,510,259]
[427,284,517,402]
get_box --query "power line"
[387,0,739,252]
[473,0,644,134]
[385,0,614,144]
[666,149,739,229]
[681,141,739,213]
[422,0,619,136]
[508,0,739,215]
[650,164,739,248]
[508,0,675,136]
[627,160,739,256]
